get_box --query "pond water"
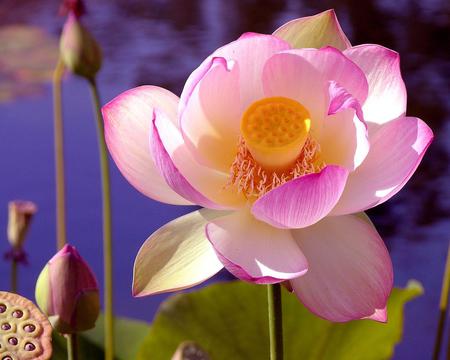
[0,0,449,359]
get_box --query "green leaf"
[50,314,149,360]
[138,280,422,360]
[51,332,104,360]
[83,314,150,360]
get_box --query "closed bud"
[60,12,102,80]
[35,245,99,334]
[7,201,37,250]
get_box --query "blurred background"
[0,0,449,358]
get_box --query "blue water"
[1,1,449,359]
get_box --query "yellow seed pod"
[241,97,311,171]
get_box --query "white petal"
[133,209,226,296]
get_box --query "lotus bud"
[7,201,37,250]
[35,245,99,334]
[59,12,102,80]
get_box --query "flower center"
[227,96,325,200]
[240,96,311,171]
[228,136,325,200]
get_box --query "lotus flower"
[102,10,433,322]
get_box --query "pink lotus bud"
[35,245,99,334]
[60,12,102,80]
[7,201,37,250]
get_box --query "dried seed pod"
[0,292,52,360]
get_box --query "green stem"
[53,59,67,250]
[267,284,284,360]
[66,333,78,360]
[433,242,450,360]
[88,78,115,360]
[10,259,17,293]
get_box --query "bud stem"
[66,333,78,360]
[267,283,284,360]
[10,259,17,293]
[88,78,115,360]
[53,58,68,250]
[433,242,450,360]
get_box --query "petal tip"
[274,9,351,50]
[365,307,388,323]
[252,165,349,229]
[131,285,144,298]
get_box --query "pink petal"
[133,209,225,297]
[211,33,292,105]
[150,110,223,209]
[252,165,349,229]
[320,81,369,171]
[331,116,434,215]
[102,86,191,205]
[180,33,291,115]
[180,57,241,172]
[285,47,368,105]
[365,307,387,322]
[319,108,369,171]
[153,107,245,209]
[262,52,328,136]
[290,214,393,322]
[344,45,407,127]
[273,9,351,50]
[205,210,308,284]
[328,80,365,122]
[180,35,291,172]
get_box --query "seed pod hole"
[0,305,6,313]
[11,311,22,319]
[1,323,11,330]
[2,356,12,360]
[23,324,35,333]
[7,337,17,346]
[24,342,35,351]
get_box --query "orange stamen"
[227,136,325,200]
